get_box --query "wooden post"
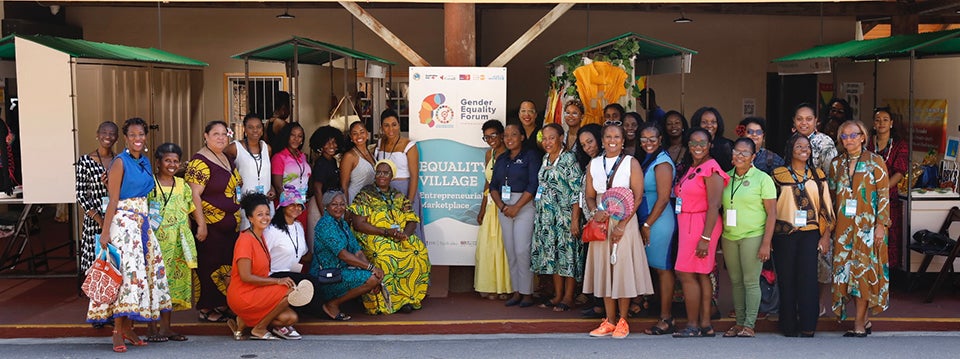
[891,14,919,36]
[339,1,430,67]
[444,3,476,67]
[488,3,574,67]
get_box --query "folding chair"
[0,204,46,273]
[911,206,960,303]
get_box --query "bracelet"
[700,235,711,241]
[366,263,375,271]
[643,222,651,228]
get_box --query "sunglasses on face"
[839,132,862,140]
[746,129,764,136]
[605,120,622,126]
[564,112,581,117]
[639,137,659,144]
[375,170,392,177]
[689,140,709,148]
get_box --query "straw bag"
[82,247,123,305]
[329,95,361,133]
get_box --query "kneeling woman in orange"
[227,192,299,340]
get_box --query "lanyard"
[728,170,747,206]
[289,149,305,186]
[205,146,237,183]
[845,153,863,190]
[787,165,809,193]
[244,139,263,184]
[285,224,301,257]
[250,230,271,271]
[545,152,561,170]
[602,154,624,181]
[154,177,175,211]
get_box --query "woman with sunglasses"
[866,107,908,271]
[739,117,783,175]
[475,120,512,300]
[827,120,890,337]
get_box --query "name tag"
[844,199,857,217]
[100,196,110,213]
[674,198,683,214]
[236,186,242,200]
[725,209,737,227]
[501,185,512,201]
[534,186,543,201]
[299,187,308,200]
[794,210,807,227]
[255,185,265,194]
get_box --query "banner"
[882,98,948,153]
[409,67,507,265]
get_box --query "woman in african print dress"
[349,159,430,315]
[827,120,890,337]
[187,121,242,323]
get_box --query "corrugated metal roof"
[772,28,960,62]
[0,34,207,66]
[547,32,697,64]
[232,36,396,65]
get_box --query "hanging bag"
[82,244,123,305]
[329,95,362,133]
[583,155,626,243]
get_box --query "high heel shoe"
[123,333,147,346]
[111,330,127,353]
[865,321,873,335]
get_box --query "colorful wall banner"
[409,67,507,265]
[882,98,949,153]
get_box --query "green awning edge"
[232,36,396,66]
[547,32,697,64]
[0,34,207,66]
[772,28,960,63]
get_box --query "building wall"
[67,6,856,140]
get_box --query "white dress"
[234,139,273,230]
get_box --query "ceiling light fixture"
[674,12,693,24]
[277,8,295,19]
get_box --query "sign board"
[408,67,507,265]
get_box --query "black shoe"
[843,330,868,338]
[800,332,815,338]
[399,304,414,314]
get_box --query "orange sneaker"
[612,318,630,339]
[589,319,616,337]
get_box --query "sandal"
[328,312,352,321]
[736,326,755,338]
[672,326,701,338]
[145,334,168,343]
[723,325,743,338]
[111,330,127,353]
[166,334,188,341]
[553,303,572,312]
[644,317,676,335]
[226,319,243,341]
[198,309,227,323]
[700,325,716,337]
[250,331,280,340]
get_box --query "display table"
[902,192,960,273]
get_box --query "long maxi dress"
[474,153,512,295]
[148,177,197,311]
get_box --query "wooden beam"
[488,3,574,67]
[338,1,430,66]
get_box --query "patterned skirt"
[87,197,172,323]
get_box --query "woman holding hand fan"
[582,124,654,339]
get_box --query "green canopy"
[0,34,207,66]
[547,32,697,64]
[232,36,395,66]
[772,28,960,62]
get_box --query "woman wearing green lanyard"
[720,138,776,338]
[828,120,890,337]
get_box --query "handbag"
[314,268,343,284]
[82,246,123,305]
[582,155,626,243]
[328,95,362,133]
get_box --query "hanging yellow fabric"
[574,61,627,125]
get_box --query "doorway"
[765,73,817,156]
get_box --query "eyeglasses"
[746,129,764,136]
[639,137,658,144]
[689,140,709,148]
[793,145,812,151]
[839,132,862,140]
[328,202,347,207]
[563,112,581,117]
[481,133,500,142]
[732,150,754,157]
[605,120,622,126]
[375,170,393,177]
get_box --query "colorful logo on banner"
[418,93,454,128]
[882,98,948,153]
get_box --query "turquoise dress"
[642,151,677,270]
[311,212,372,302]
[530,151,584,280]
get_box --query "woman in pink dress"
[673,127,729,338]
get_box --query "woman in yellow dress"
[475,120,511,300]
[349,159,431,314]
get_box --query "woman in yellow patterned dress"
[827,120,890,337]
[186,121,243,323]
[475,120,511,299]
[146,143,195,342]
[349,159,430,314]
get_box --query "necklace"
[205,145,231,172]
[378,136,402,161]
[354,146,375,166]
[244,138,264,182]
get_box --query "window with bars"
[225,74,286,124]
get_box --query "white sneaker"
[285,326,302,340]
[270,325,301,340]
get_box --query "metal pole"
[244,57,250,118]
[873,59,879,107]
[680,54,686,116]
[905,50,915,279]
[292,42,299,123]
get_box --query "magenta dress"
[674,159,729,274]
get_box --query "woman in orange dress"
[226,192,298,340]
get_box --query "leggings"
[721,235,763,328]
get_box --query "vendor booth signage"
[883,98,948,153]
[409,67,506,265]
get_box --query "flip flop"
[167,334,188,341]
[328,312,352,321]
[250,331,280,340]
[198,309,228,323]
[145,334,168,343]
[287,280,315,307]
[553,303,571,312]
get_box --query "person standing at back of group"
[739,117,783,175]
[226,113,274,230]
[518,100,544,155]
[375,109,423,241]
[691,107,733,172]
[271,122,311,229]
[638,88,666,124]
[265,91,291,150]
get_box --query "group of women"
[78,109,430,351]
[474,100,895,339]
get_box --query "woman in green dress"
[146,143,195,342]
[531,123,583,311]
[349,159,431,314]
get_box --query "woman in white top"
[340,121,376,204]
[374,109,423,240]
[263,188,321,339]
[226,113,274,230]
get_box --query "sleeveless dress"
[582,155,654,299]
[642,151,677,270]
[347,155,375,204]
[234,139,273,230]
[474,154,511,294]
[375,141,424,241]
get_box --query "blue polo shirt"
[489,148,541,195]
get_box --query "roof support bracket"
[488,3,574,67]
[338,1,430,66]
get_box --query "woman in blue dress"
[636,122,678,335]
